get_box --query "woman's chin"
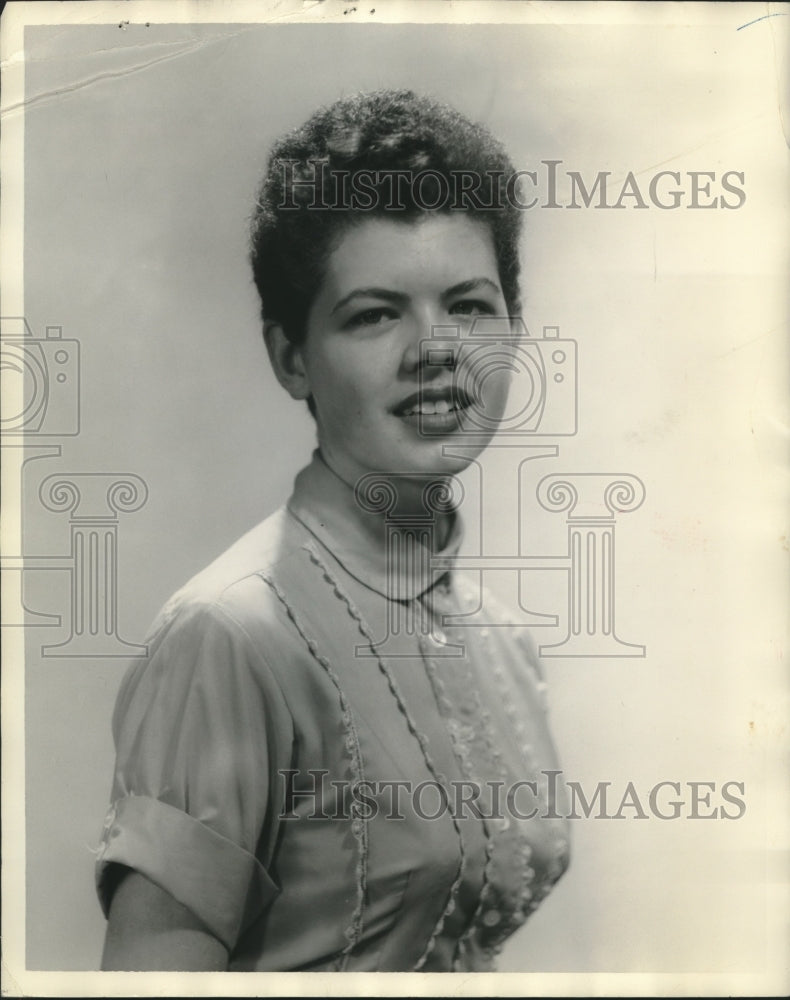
[395,442,481,478]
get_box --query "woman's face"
[295,213,515,486]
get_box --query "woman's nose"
[401,310,458,375]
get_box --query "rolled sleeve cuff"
[95,795,279,951]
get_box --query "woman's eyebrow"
[330,277,501,316]
[443,277,502,300]
[330,288,407,315]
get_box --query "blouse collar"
[286,450,463,602]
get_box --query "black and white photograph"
[1,1,788,995]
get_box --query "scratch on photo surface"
[736,11,788,32]
[1,26,259,118]
[714,325,781,360]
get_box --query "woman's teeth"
[404,399,458,416]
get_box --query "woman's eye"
[449,299,494,317]
[347,307,395,329]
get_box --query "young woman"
[97,90,569,972]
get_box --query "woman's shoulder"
[113,508,316,726]
[147,506,312,643]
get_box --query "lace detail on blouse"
[420,580,569,967]
[302,541,469,971]
[258,569,369,970]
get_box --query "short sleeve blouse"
[96,452,570,971]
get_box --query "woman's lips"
[400,398,463,417]
[393,385,474,417]
[398,408,465,433]
[393,389,474,433]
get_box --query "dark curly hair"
[249,90,523,345]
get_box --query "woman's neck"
[316,449,456,552]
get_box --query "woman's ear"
[263,321,311,401]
